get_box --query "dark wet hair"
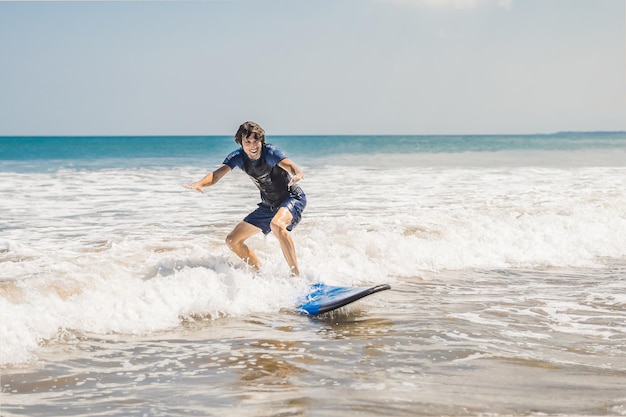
[235,121,266,146]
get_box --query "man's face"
[242,134,262,160]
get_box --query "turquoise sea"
[2,131,626,170]
[1,132,626,416]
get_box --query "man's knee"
[271,208,293,235]
[225,232,237,249]
[270,219,288,235]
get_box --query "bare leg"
[225,221,262,271]
[270,208,299,277]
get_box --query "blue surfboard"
[297,283,391,315]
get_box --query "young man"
[184,121,306,276]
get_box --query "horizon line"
[1,130,625,138]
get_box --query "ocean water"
[1,132,625,416]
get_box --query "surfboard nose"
[297,283,391,315]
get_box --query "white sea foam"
[1,159,625,365]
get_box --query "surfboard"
[296,283,391,315]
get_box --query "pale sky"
[0,0,624,136]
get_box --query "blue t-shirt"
[223,144,302,207]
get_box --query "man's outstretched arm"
[184,164,232,193]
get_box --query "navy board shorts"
[244,192,307,235]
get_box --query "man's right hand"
[183,182,204,193]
